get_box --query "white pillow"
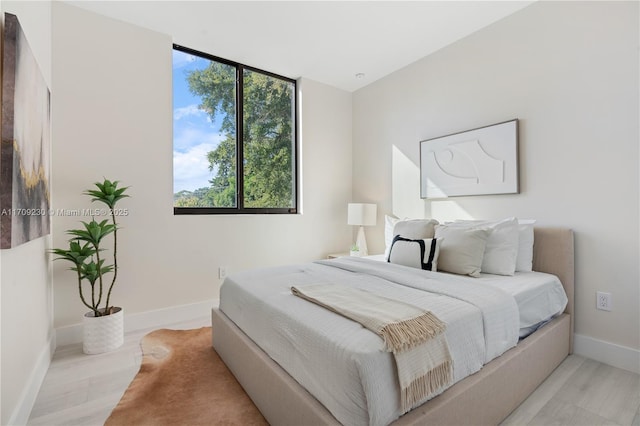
[516,220,536,272]
[385,217,439,259]
[449,217,520,276]
[393,218,439,240]
[387,236,442,271]
[434,225,490,277]
[384,215,401,258]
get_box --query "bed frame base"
[212,308,570,425]
[212,307,340,425]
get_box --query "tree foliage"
[174,60,295,209]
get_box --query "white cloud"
[173,103,227,191]
[174,104,205,121]
[173,123,229,192]
[173,125,224,153]
[173,142,217,192]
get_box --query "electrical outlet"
[596,291,612,311]
[218,266,227,280]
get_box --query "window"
[172,44,297,214]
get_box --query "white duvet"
[219,257,522,426]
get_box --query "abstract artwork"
[1,13,51,248]
[420,119,519,199]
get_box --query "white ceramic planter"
[83,307,124,355]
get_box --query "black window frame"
[173,44,299,215]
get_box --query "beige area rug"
[105,327,268,426]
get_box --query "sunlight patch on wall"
[392,146,472,221]
[391,145,422,219]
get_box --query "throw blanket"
[291,283,452,412]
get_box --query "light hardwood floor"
[28,317,640,426]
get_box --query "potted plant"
[350,244,360,257]
[52,179,129,354]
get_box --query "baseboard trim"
[55,299,218,347]
[9,333,56,426]
[574,333,640,374]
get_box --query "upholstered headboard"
[532,227,575,351]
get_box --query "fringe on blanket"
[380,311,447,353]
[401,358,453,412]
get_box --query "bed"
[212,226,574,425]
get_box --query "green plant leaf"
[79,259,114,284]
[51,240,96,266]
[85,179,130,209]
[67,219,115,247]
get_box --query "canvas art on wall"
[1,13,51,249]
[420,119,519,199]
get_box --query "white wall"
[353,1,639,367]
[0,2,54,425]
[51,3,353,328]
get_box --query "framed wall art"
[1,13,51,249]
[420,119,519,199]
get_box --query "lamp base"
[355,226,369,257]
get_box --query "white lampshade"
[347,203,377,226]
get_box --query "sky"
[172,49,225,193]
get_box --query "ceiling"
[65,1,534,92]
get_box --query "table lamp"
[347,203,377,256]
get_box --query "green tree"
[186,62,295,208]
